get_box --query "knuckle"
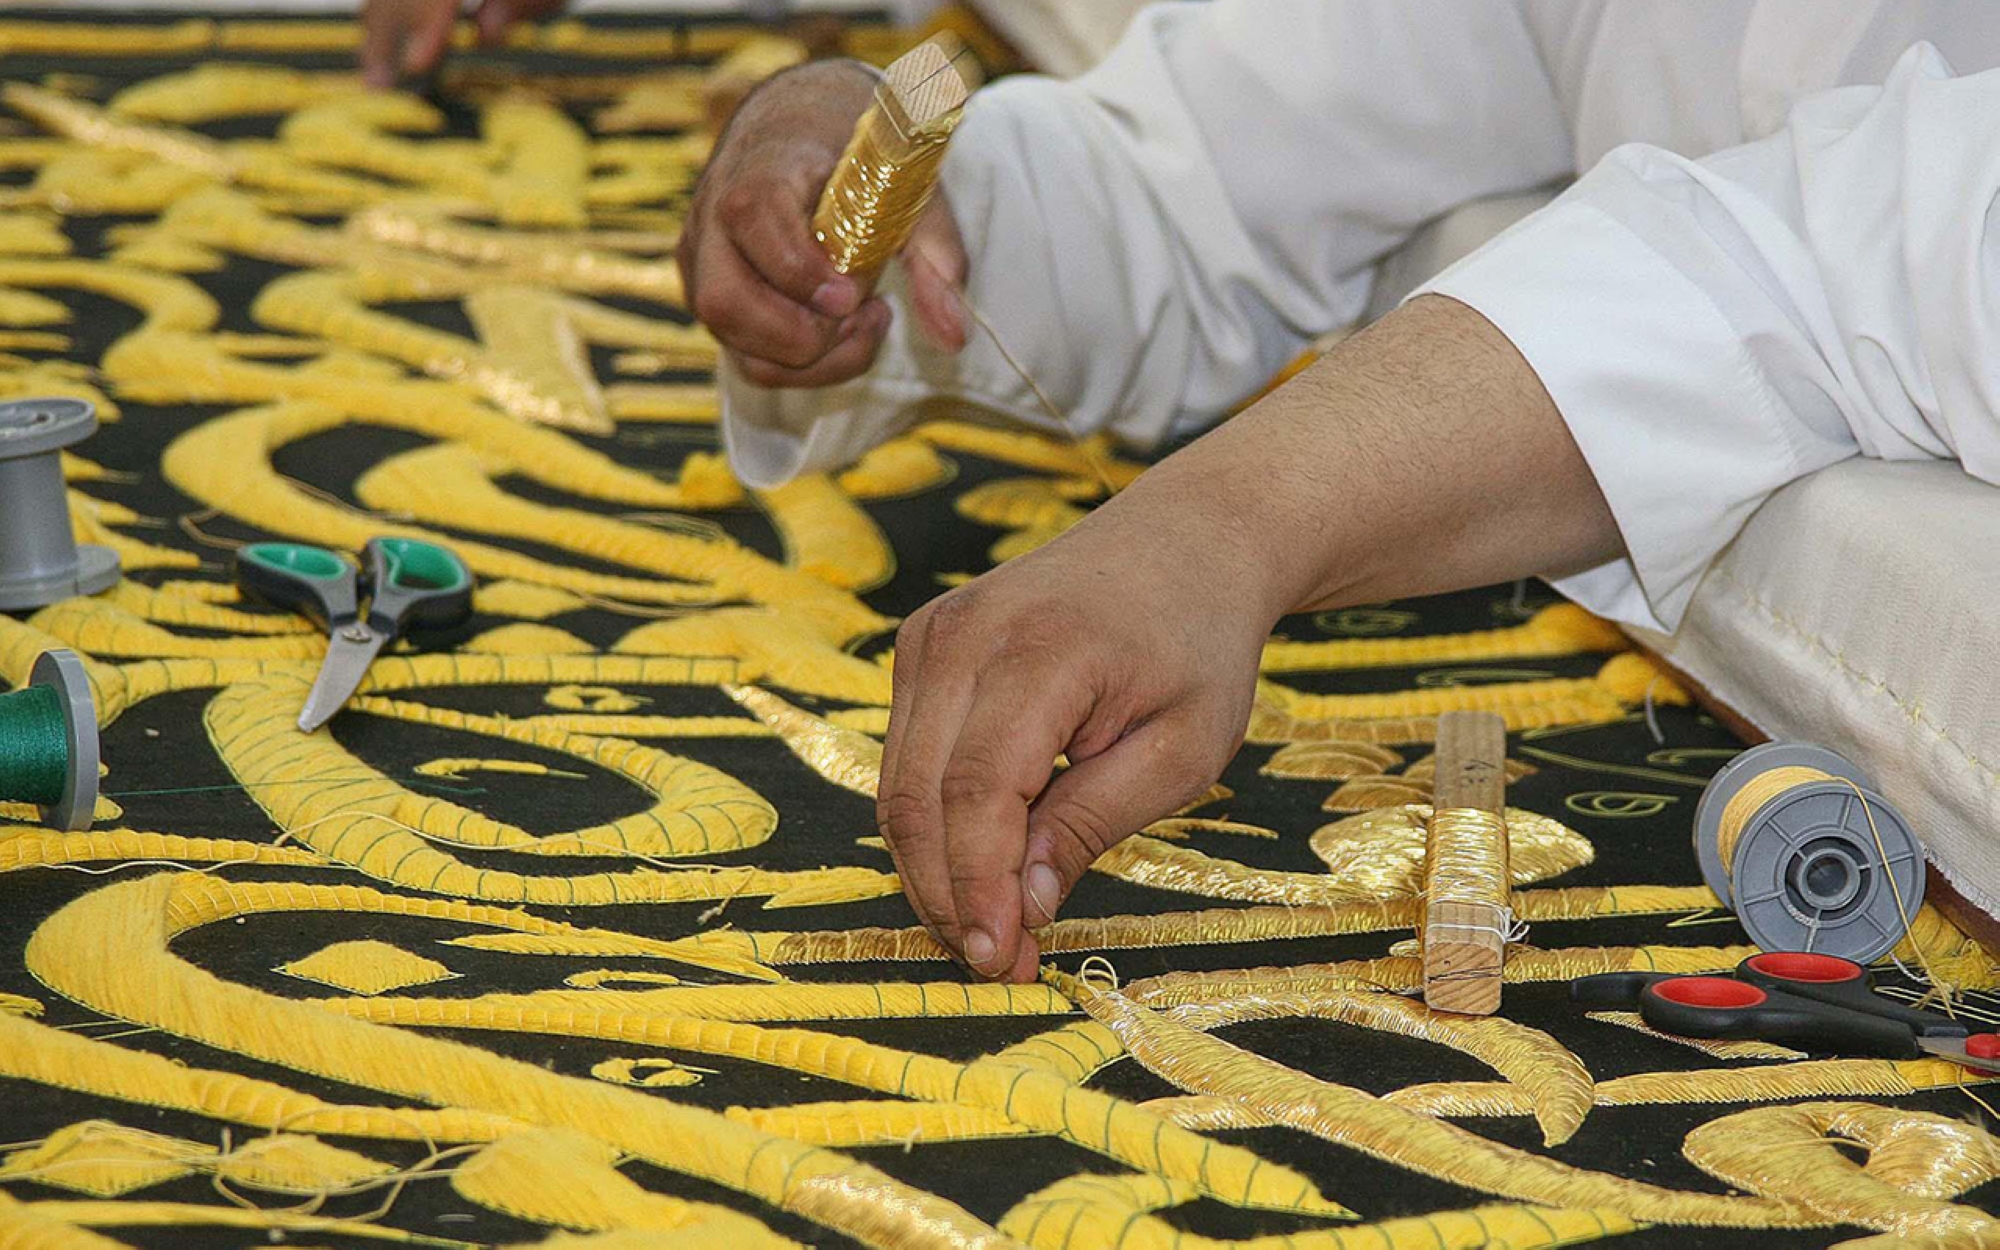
[715,183,762,224]
[1037,796,1118,859]
[989,619,1063,669]
[734,357,787,389]
[768,239,819,288]
[946,863,1005,900]
[876,787,940,844]
[892,612,929,657]
[938,753,1007,810]
[916,588,980,645]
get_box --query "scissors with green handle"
[234,537,474,732]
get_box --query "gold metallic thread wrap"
[811,44,966,279]
[1419,806,1514,949]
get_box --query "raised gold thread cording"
[26,873,1014,1249]
[1683,1102,2000,1242]
[1164,989,1593,1148]
[1043,966,1811,1229]
[997,1173,1639,1250]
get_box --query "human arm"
[878,293,1618,981]
[360,0,563,89]
[1419,42,2000,630]
[715,0,1578,486]
[884,41,2000,980]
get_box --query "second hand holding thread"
[811,38,1117,496]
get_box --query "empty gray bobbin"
[1693,741,1925,962]
[0,398,121,611]
[30,648,99,832]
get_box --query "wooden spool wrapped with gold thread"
[1420,711,1512,1015]
[807,41,1121,494]
[812,37,971,284]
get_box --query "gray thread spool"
[0,398,121,611]
[1693,741,1926,962]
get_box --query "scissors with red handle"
[1572,951,2000,1073]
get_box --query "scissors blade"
[298,623,388,732]
[1919,1037,2000,1075]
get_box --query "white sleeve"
[723,0,1575,487]
[1421,43,2000,633]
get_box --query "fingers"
[693,232,847,367]
[729,298,891,389]
[729,177,858,316]
[360,0,413,88]
[1020,712,1223,929]
[935,672,1077,978]
[877,607,979,957]
[686,170,888,383]
[400,0,460,79]
[905,201,970,352]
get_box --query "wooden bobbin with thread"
[1421,710,1512,1015]
[805,38,1120,497]
[811,36,970,286]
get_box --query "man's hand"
[678,61,969,389]
[361,0,564,90]
[879,296,1625,981]
[879,490,1274,982]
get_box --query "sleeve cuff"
[1417,199,1813,633]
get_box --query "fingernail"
[962,928,997,969]
[812,279,857,317]
[1026,864,1062,924]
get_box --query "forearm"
[872,296,1619,981]
[1076,294,1621,624]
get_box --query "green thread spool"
[0,683,67,805]
[0,649,99,830]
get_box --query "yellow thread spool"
[1693,742,1924,960]
[811,38,969,283]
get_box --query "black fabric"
[0,17,1994,1247]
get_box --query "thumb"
[360,0,408,88]
[1021,712,1219,929]
[904,198,969,353]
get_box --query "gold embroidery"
[2,1123,208,1197]
[1683,1103,2000,1243]
[276,940,459,996]
[999,1172,1639,1250]
[1165,989,1593,1146]
[28,874,1018,1248]
[1045,968,1810,1228]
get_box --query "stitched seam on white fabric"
[1712,568,2000,788]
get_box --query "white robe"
[720,0,2000,632]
